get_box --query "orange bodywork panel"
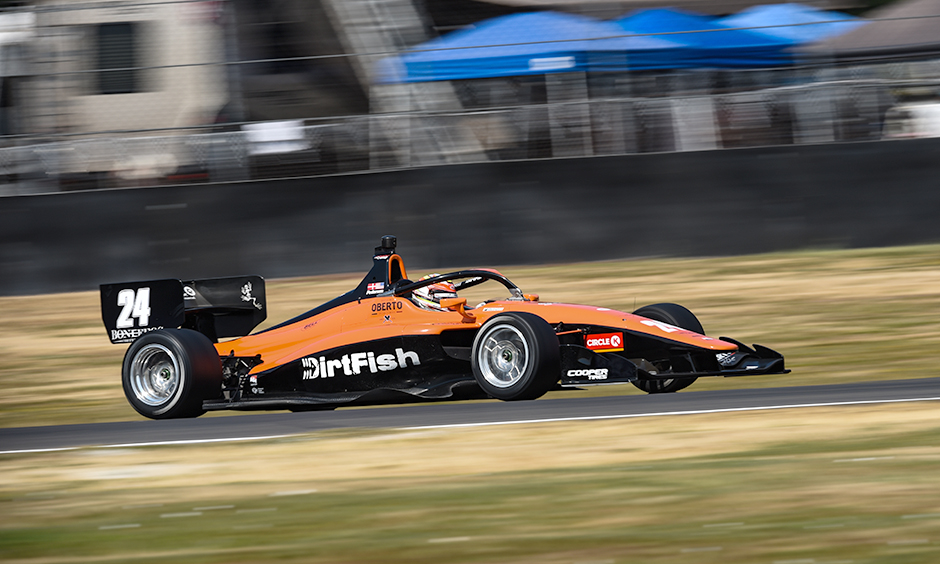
[215,296,738,375]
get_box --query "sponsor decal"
[111,325,163,343]
[640,319,716,340]
[566,368,609,380]
[584,332,624,352]
[482,307,504,312]
[183,286,197,300]
[373,255,390,260]
[301,348,420,379]
[640,319,681,333]
[241,281,263,310]
[371,300,403,313]
[716,352,737,366]
[366,282,385,295]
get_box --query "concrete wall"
[2,137,939,296]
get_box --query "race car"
[100,236,788,419]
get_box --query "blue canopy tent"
[375,11,690,84]
[718,3,864,44]
[613,8,794,68]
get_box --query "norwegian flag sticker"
[584,332,624,352]
[366,282,385,295]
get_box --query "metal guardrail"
[3,75,928,196]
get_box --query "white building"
[24,0,228,137]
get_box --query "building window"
[0,77,13,135]
[96,22,138,95]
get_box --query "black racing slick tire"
[121,328,222,419]
[471,312,560,401]
[631,303,703,394]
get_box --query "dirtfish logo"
[301,348,420,379]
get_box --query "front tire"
[471,312,559,400]
[122,329,222,419]
[631,303,703,394]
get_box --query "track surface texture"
[2,377,938,454]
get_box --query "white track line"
[400,396,940,430]
[2,397,939,455]
[0,434,294,455]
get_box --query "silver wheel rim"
[478,324,529,388]
[129,343,180,407]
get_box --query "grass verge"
[2,403,939,563]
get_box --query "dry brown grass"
[4,403,936,498]
[3,403,940,563]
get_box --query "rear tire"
[471,312,559,400]
[631,303,702,394]
[122,329,222,419]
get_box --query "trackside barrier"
[2,136,940,295]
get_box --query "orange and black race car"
[100,236,788,419]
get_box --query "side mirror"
[439,297,475,321]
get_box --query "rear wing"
[100,276,266,344]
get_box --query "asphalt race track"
[2,378,938,454]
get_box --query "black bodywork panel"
[205,328,787,411]
[208,334,486,410]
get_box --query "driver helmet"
[413,274,458,311]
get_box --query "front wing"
[559,337,788,387]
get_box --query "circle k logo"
[584,332,624,352]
